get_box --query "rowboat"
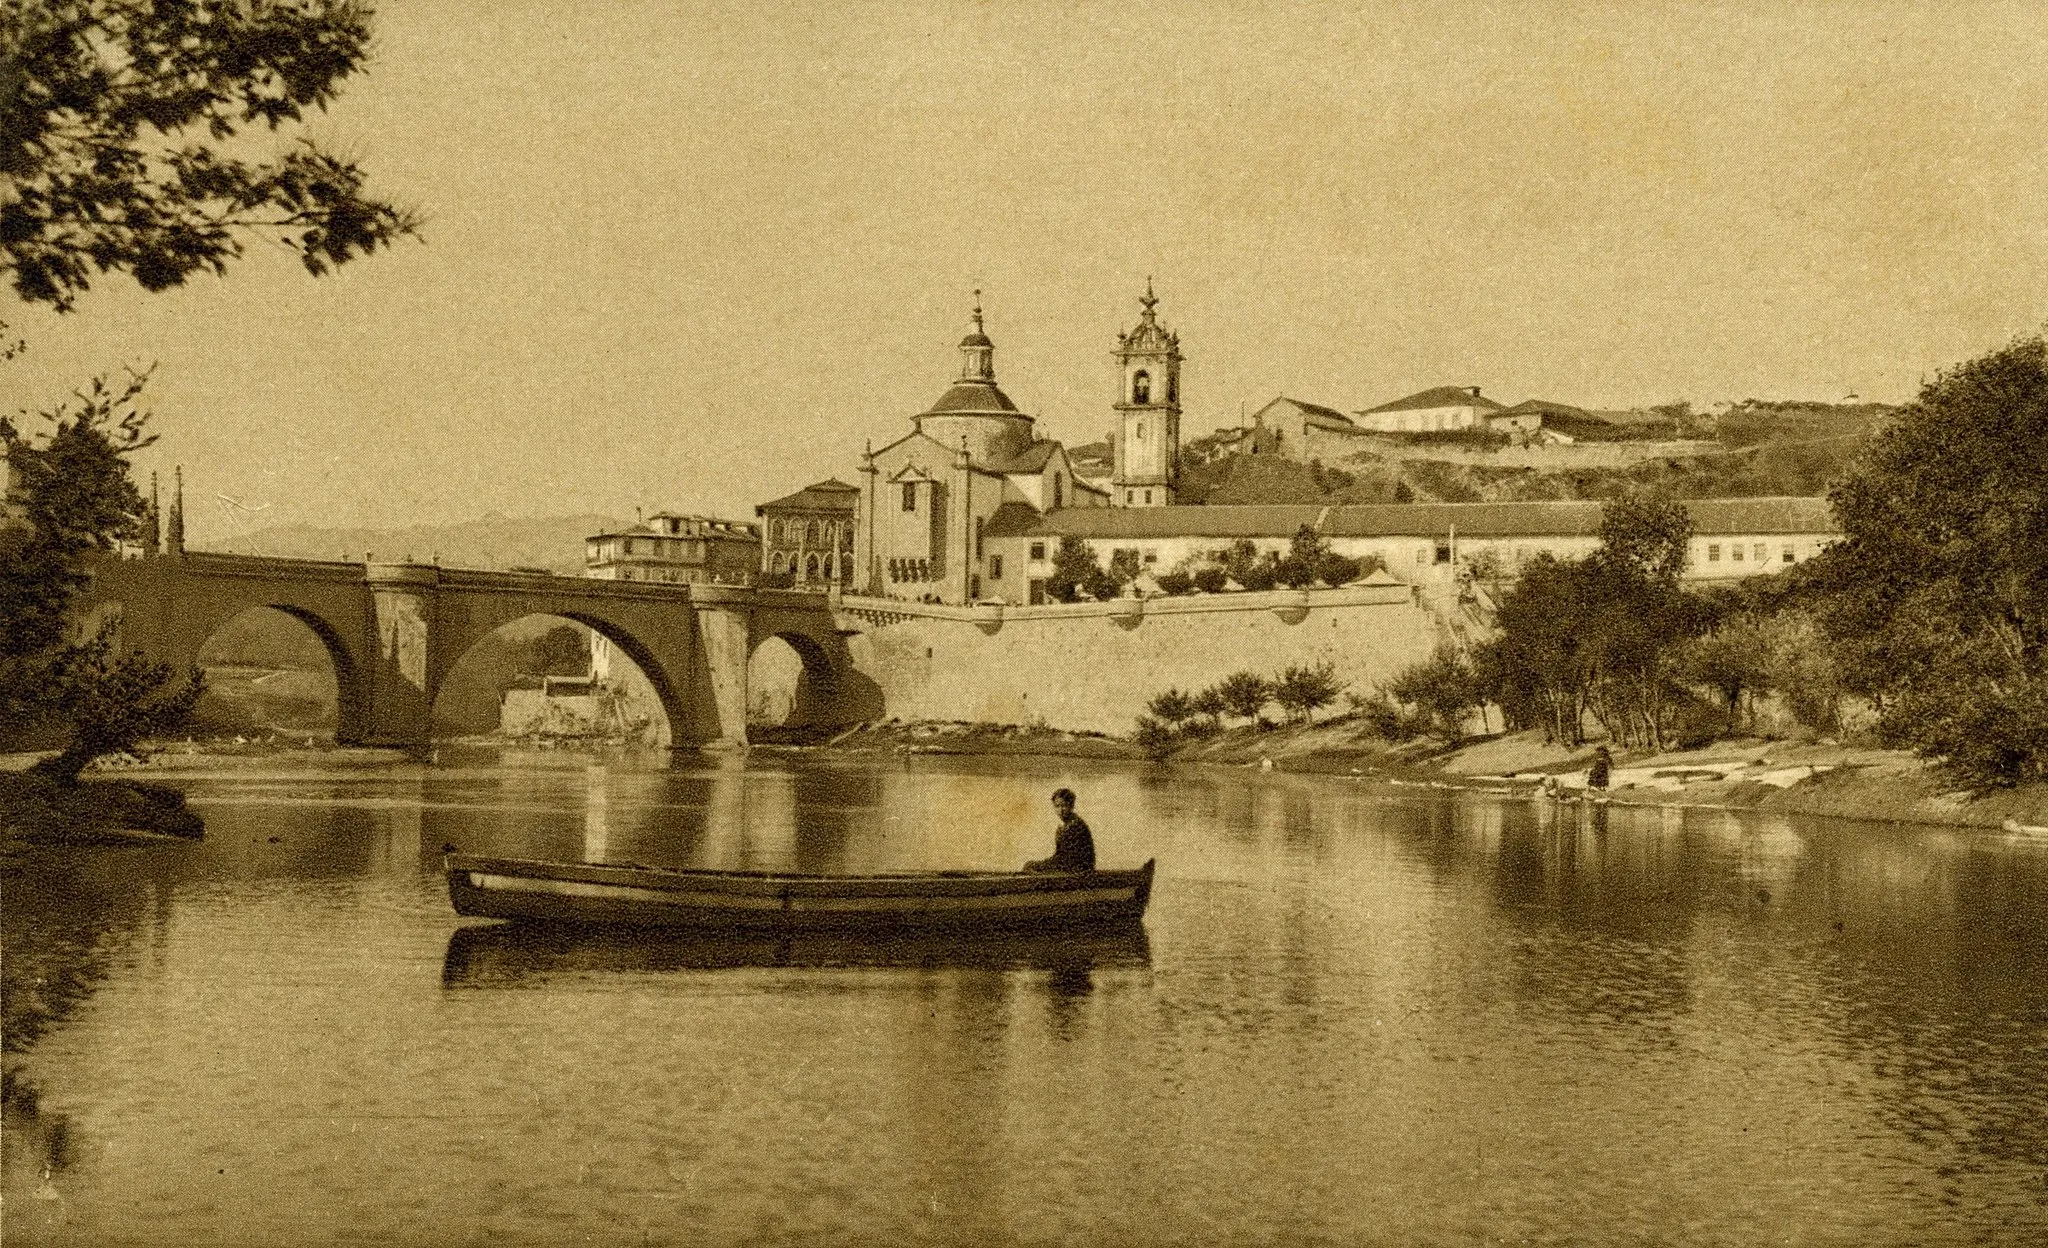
[444,852,1156,931]
[440,919,1151,986]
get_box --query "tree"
[1107,547,1143,587]
[1597,493,1694,583]
[3,0,419,311]
[1044,536,1097,603]
[1276,524,1325,588]
[524,624,591,677]
[1273,661,1345,724]
[1146,688,1197,727]
[1389,646,1481,743]
[1213,671,1271,724]
[1,374,203,780]
[1807,336,2048,784]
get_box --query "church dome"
[923,379,1020,415]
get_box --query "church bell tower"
[1111,279,1181,507]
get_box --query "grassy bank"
[0,770,205,854]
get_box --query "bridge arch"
[747,630,842,737]
[428,609,685,747]
[188,603,368,740]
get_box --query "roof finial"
[1139,276,1158,316]
[972,286,984,333]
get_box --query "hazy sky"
[12,0,2048,541]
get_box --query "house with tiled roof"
[1239,395,1366,463]
[1355,385,1506,432]
[977,496,1839,603]
[584,512,760,585]
[755,478,858,587]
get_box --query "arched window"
[1053,475,1063,509]
[772,551,788,572]
[1132,370,1151,404]
[806,554,820,579]
[823,553,835,579]
[823,521,837,546]
[1167,373,1177,404]
[806,520,820,544]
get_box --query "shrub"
[1191,566,1228,594]
[1350,690,1424,742]
[1156,569,1195,596]
[1132,715,1178,760]
[1276,554,1319,589]
[1315,551,1361,586]
[1234,556,1279,592]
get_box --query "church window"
[824,554,835,579]
[806,554,819,579]
[902,483,917,512]
[806,520,820,544]
[1167,374,1177,403]
[1133,371,1151,404]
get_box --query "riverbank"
[809,715,2048,831]
[0,770,205,855]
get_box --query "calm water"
[6,750,2048,1246]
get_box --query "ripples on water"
[5,749,2048,1246]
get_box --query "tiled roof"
[986,440,1062,474]
[1360,386,1508,415]
[1496,399,1595,420]
[756,479,860,513]
[981,501,1046,538]
[1258,396,1357,431]
[921,379,1021,415]
[980,497,1838,541]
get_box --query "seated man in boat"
[1026,788,1096,873]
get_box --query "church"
[851,285,1185,604]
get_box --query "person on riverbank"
[1026,788,1096,873]
[1588,747,1612,792]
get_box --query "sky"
[11,0,2048,542]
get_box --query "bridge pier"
[353,563,442,748]
[689,585,755,750]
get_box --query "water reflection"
[439,919,1151,986]
[12,753,2048,1244]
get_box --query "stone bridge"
[77,552,878,748]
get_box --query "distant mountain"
[198,513,627,575]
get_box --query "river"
[5,749,2047,1245]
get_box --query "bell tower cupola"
[1110,278,1182,507]
[959,290,996,382]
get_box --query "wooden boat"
[444,852,1156,931]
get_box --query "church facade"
[853,292,1189,604]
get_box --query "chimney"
[1467,386,1482,398]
